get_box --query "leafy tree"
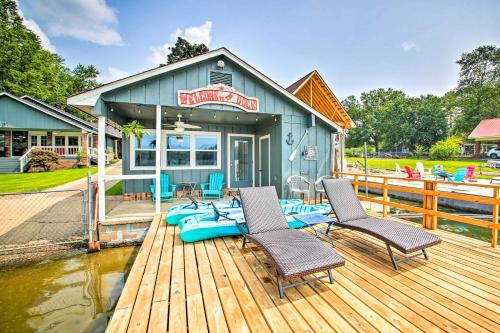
[343,89,406,151]
[0,0,99,117]
[407,95,448,149]
[429,137,461,160]
[452,45,500,137]
[167,37,209,64]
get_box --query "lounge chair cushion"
[240,186,290,234]
[249,229,345,279]
[322,178,368,222]
[342,217,441,254]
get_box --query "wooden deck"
[106,213,500,333]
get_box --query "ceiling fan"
[164,114,201,132]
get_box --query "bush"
[414,145,426,158]
[28,149,60,172]
[429,137,461,160]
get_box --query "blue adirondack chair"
[150,174,176,202]
[200,172,224,200]
[447,168,467,183]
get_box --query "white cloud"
[24,0,122,46]
[148,21,213,66]
[16,1,56,52]
[401,41,417,52]
[97,67,130,84]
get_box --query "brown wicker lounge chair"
[322,178,441,270]
[237,186,345,298]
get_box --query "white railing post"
[98,116,106,221]
[155,104,161,213]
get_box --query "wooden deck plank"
[204,240,250,333]
[148,225,175,333]
[107,212,500,333]
[193,242,230,333]
[337,231,500,332]
[219,238,293,333]
[168,228,187,333]
[184,243,208,333]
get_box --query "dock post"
[382,177,389,217]
[492,188,499,247]
[422,180,438,229]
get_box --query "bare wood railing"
[332,172,500,247]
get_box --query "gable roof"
[468,118,500,140]
[0,93,121,138]
[67,48,342,131]
[287,70,355,129]
[21,95,121,138]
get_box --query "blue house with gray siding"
[68,48,352,218]
[0,92,122,173]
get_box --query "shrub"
[429,137,461,160]
[28,149,60,172]
[414,145,426,158]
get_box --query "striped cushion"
[322,178,368,222]
[248,229,345,278]
[240,186,289,234]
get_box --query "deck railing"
[332,172,500,247]
[36,145,81,156]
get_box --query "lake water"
[0,246,138,333]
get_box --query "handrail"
[332,171,500,247]
[19,146,36,173]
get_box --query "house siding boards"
[0,95,80,131]
[103,57,336,197]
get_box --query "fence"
[0,189,89,264]
[333,172,500,247]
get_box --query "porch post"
[155,105,161,213]
[98,116,106,221]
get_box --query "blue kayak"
[178,203,332,242]
[166,197,303,225]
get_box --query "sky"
[17,0,500,100]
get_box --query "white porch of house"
[97,105,162,221]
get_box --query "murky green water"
[0,246,138,333]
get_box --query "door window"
[12,131,28,156]
[234,140,249,181]
[40,136,48,146]
[68,136,79,146]
[30,135,38,147]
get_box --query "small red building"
[468,118,500,158]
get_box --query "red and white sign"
[177,84,259,112]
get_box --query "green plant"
[28,149,60,172]
[75,150,83,162]
[414,145,426,158]
[429,137,462,160]
[122,120,148,139]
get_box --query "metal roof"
[468,118,500,140]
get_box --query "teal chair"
[200,172,224,200]
[150,174,176,202]
[447,168,467,183]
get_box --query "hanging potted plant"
[122,120,148,140]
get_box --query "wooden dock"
[106,213,500,333]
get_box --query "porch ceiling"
[109,102,275,126]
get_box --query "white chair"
[314,175,335,203]
[416,162,432,176]
[395,163,403,176]
[286,176,311,200]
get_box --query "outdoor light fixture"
[255,117,259,121]
[110,106,114,112]
[213,113,217,119]
[217,60,225,69]
[236,115,239,120]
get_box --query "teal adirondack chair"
[150,174,176,202]
[200,172,224,200]
[447,168,467,183]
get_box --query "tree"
[343,89,406,151]
[167,37,209,64]
[452,45,500,137]
[0,0,100,114]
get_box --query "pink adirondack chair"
[404,165,421,179]
[465,165,477,181]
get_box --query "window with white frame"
[131,130,221,170]
[166,134,190,166]
[134,133,156,166]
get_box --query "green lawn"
[346,157,499,178]
[0,167,97,193]
[106,181,123,196]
